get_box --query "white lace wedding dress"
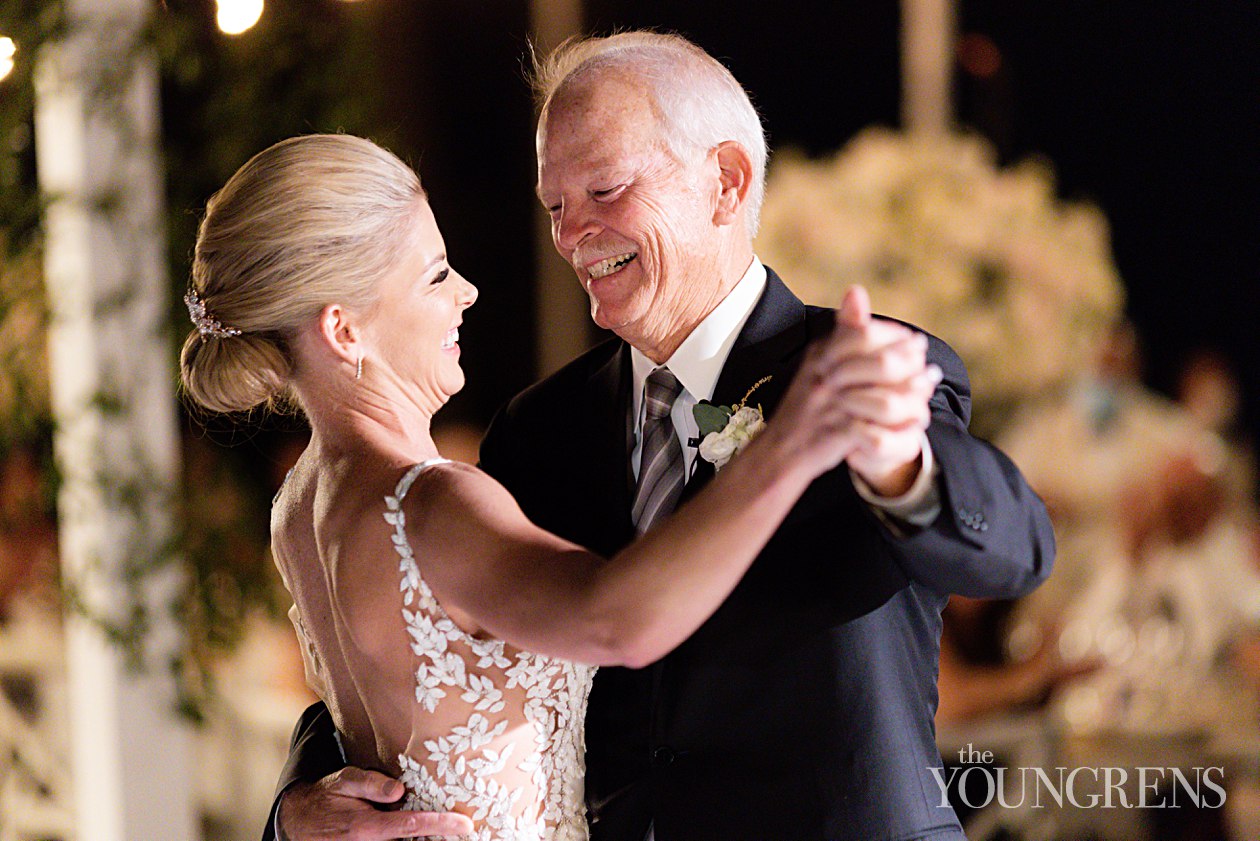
[385,459,596,840]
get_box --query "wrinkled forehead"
[536,72,665,172]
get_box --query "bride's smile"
[355,198,478,417]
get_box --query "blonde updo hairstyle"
[180,134,425,414]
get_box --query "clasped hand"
[771,285,940,498]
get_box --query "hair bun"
[180,329,292,415]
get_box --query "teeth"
[587,253,637,280]
[442,328,458,349]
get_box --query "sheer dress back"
[284,460,595,841]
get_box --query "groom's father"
[271,31,1054,841]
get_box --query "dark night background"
[355,0,1258,465]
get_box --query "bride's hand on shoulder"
[278,766,473,841]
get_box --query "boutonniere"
[693,376,773,470]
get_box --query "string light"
[0,37,15,82]
[216,0,264,35]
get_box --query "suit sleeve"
[260,702,343,841]
[872,331,1056,598]
[478,402,519,487]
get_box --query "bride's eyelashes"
[429,268,450,286]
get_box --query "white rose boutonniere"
[693,377,772,471]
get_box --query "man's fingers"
[405,812,473,837]
[824,335,931,388]
[834,363,941,401]
[819,317,920,369]
[837,285,872,330]
[316,809,474,841]
[832,383,934,429]
[278,770,475,841]
[325,767,405,803]
[378,810,474,839]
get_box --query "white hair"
[533,31,769,234]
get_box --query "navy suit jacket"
[265,269,1054,841]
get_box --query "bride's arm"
[413,318,936,667]
[412,436,803,667]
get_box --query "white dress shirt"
[629,259,768,480]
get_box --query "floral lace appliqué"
[387,461,595,841]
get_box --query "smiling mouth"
[441,327,459,350]
[586,252,637,280]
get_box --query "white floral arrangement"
[694,376,771,470]
[754,128,1125,434]
[698,405,766,470]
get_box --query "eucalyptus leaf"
[693,401,733,438]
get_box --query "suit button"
[652,746,676,767]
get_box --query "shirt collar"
[631,258,768,409]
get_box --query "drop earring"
[355,356,363,381]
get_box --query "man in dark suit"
[269,31,1053,841]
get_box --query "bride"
[181,134,881,840]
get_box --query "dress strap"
[386,459,451,605]
[392,458,453,503]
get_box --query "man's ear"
[712,140,754,226]
[316,303,361,366]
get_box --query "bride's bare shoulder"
[399,459,526,529]
[386,459,503,635]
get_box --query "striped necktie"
[631,367,685,533]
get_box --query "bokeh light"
[216,0,264,36]
[957,32,1002,79]
[0,37,16,82]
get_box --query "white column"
[901,0,956,134]
[33,0,198,838]
[529,0,590,376]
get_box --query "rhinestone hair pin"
[184,290,241,339]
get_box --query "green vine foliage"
[0,0,63,629]
[0,0,62,255]
[0,0,392,719]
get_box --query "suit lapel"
[680,269,812,503]
[583,342,638,552]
